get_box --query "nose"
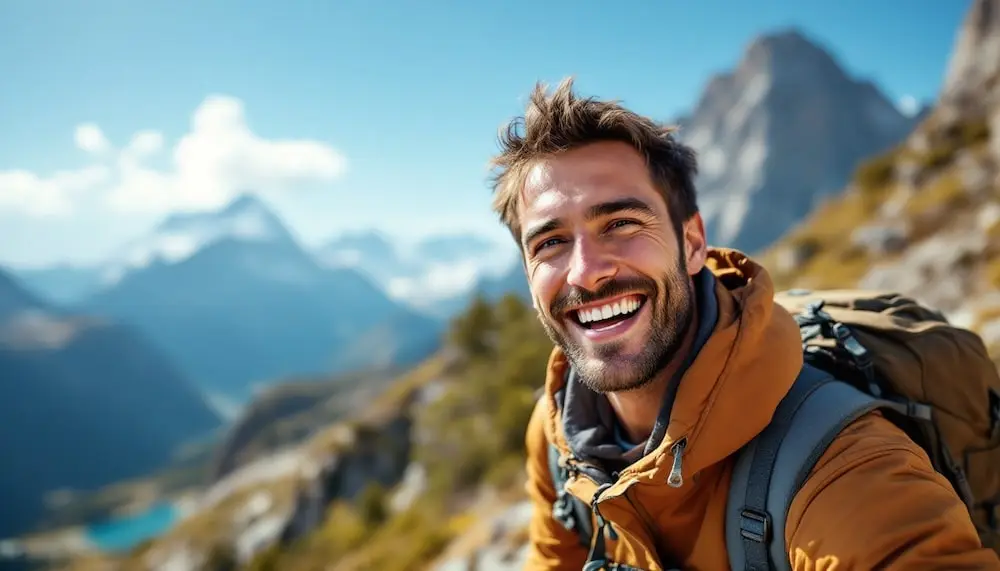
[566,236,617,292]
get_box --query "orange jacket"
[523,249,1000,570]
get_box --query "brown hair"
[488,77,700,246]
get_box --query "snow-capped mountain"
[316,230,410,285]
[676,29,923,254]
[100,193,305,287]
[75,194,443,400]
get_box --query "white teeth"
[575,297,643,324]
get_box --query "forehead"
[518,141,664,220]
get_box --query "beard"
[537,257,695,394]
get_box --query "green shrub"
[357,483,388,527]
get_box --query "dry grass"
[761,189,884,290]
[904,171,968,217]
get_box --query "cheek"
[617,233,677,271]
[527,262,563,315]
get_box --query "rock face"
[677,29,920,254]
[209,368,402,482]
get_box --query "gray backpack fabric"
[546,364,888,570]
[724,363,885,570]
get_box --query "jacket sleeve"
[522,396,589,570]
[787,410,1000,570]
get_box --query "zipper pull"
[667,437,687,488]
[591,484,618,541]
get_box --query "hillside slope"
[209,366,412,482]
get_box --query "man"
[487,77,1000,570]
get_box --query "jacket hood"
[541,248,804,484]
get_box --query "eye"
[536,237,564,252]
[607,219,639,231]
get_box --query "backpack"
[547,289,1000,570]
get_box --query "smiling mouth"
[570,294,647,330]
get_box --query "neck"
[607,311,700,444]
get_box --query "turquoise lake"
[84,503,178,552]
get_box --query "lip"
[567,294,648,344]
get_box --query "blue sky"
[0,0,972,268]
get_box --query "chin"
[569,347,656,393]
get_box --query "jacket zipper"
[570,435,689,492]
[571,441,690,569]
[667,437,687,487]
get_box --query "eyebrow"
[586,197,655,220]
[522,197,655,249]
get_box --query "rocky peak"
[677,28,919,253]
[941,0,1000,108]
[739,29,846,86]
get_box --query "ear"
[682,213,708,276]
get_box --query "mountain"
[316,230,406,284]
[79,194,444,401]
[0,268,221,539]
[317,231,518,317]
[676,28,922,254]
[410,234,501,265]
[763,0,1000,357]
[422,262,532,318]
[98,193,303,288]
[12,265,103,306]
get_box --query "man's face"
[518,141,706,394]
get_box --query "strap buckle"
[740,508,771,543]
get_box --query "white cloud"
[0,95,347,218]
[0,165,110,217]
[105,95,347,213]
[74,123,111,155]
[897,95,920,117]
[388,261,486,303]
[125,130,164,158]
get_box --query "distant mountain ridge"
[17,206,521,322]
[76,194,444,400]
[101,193,302,287]
[676,28,923,254]
[317,229,518,315]
[0,268,221,539]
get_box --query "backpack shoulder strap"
[726,364,886,571]
[547,441,593,547]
